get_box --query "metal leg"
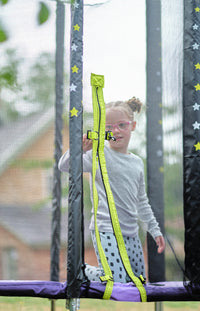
[155,301,163,311]
[66,298,80,311]
[51,300,56,311]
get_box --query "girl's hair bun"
[125,97,142,113]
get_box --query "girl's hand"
[83,133,93,153]
[155,236,165,254]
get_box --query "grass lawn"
[1,297,200,311]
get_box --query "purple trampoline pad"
[0,281,200,302]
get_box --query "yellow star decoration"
[71,65,79,73]
[195,63,200,70]
[159,166,164,173]
[195,83,200,91]
[70,107,78,117]
[195,7,200,12]
[159,120,162,125]
[73,24,80,31]
[194,142,200,151]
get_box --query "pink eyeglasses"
[105,121,132,131]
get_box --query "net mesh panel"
[162,0,184,281]
[0,0,68,282]
[0,0,185,288]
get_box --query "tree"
[0,49,63,123]
[0,48,22,123]
[0,1,51,43]
[22,52,56,111]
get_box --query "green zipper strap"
[90,73,147,302]
[105,130,115,141]
[87,130,99,140]
[90,73,113,300]
[100,275,114,282]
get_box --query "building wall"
[0,225,97,281]
[0,125,69,205]
[0,226,35,280]
[0,225,69,281]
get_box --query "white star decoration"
[193,24,199,30]
[156,135,162,141]
[74,2,79,8]
[192,43,199,50]
[193,121,200,130]
[71,43,78,51]
[193,103,200,110]
[70,83,77,92]
[157,150,163,157]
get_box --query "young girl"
[58,97,165,283]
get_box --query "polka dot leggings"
[85,231,145,283]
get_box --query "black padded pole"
[183,0,200,283]
[67,0,84,299]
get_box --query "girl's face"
[106,108,136,154]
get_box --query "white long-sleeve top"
[58,145,162,239]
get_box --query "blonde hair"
[105,97,142,120]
